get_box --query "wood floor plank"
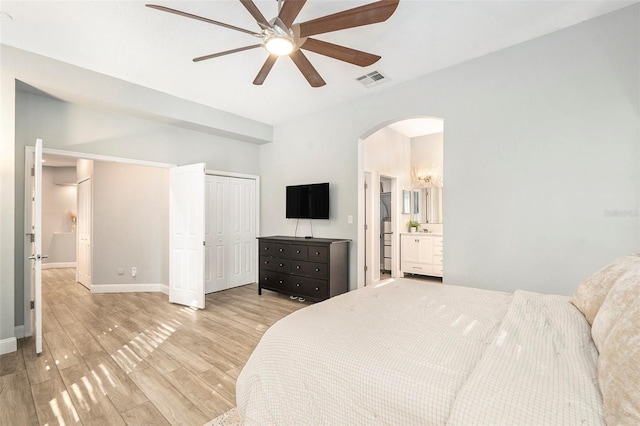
[0,369,39,425]
[30,368,82,425]
[58,363,126,425]
[120,401,170,425]
[43,330,84,371]
[63,322,105,357]
[15,268,310,425]
[82,351,149,413]
[128,367,209,425]
[163,367,234,418]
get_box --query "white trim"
[14,325,26,339]
[205,169,259,180]
[42,147,176,169]
[42,262,76,270]
[91,283,169,295]
[0,337,17,355]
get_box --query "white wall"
[260,5,640,296]
[42,166,77,265]
[92,162,169,288]
[411,133,443,176]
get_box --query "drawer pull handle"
[279,248,283,252]
[315,252,320,255]
[264,261,269,264]
[315,287,319,291]
[264,277,269,281]
[279,280,283,284]
[296,250,301,253]
[296,283,300,287]
[315,268,320,272]
[279,263,284,267]
[264,247,269,250]
[296,266,301,269]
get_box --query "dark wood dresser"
[257,236,350,302]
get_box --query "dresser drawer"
[291,276,328,300]
[307,246,328,262]
[290,244,308,260]
[433,237,443,247]
[433,245,443,256]
[260,242,290,258]
[402,262,433,275]
[260,256,291,273]
[433,255,443,266]
[291,260,328,280]
[433,264,443,276]
[260,270,290,292]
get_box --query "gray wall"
[260,5,640,296]
[11,91,262,331]
[92,162,169,286]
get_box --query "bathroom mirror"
[402,190,411,214]
[413,187,443,224]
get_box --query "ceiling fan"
[146,0,399,87]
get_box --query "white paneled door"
[31,139,44,354]
[205,176,228,293]
[170,164,206,309]
[77,178,92,289]
[205,175,256,293]
[229,177,256,288]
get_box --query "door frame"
[23,146,175,337]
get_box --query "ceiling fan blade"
[289,50,326,87]
[278,0,307,27]
[146,4,259,36]
[253,55,278,85]
[193,44,262,62]
[301,38,380,67]
[238,0,270,28]
[298,0,399,38]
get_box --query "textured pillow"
[571,255,640,325]
[598,294,640,425]
[591,265,640,352]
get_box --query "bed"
[236,255,640,425]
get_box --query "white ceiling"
[0,0,635,125]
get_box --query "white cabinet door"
[169,164,205,309]
[401,235,419,263]
[32,139,43,354]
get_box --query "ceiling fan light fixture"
[265,36,294,56]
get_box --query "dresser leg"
[259,285,262,295]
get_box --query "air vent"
[356,70,389,88]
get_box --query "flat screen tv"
[286,183,330,219]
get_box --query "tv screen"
[286,183,330,219]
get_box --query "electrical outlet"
[117,268,124,275]
[132,267,137,277]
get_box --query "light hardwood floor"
[0,268,309,425]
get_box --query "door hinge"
[364,266,368,272]
[364,224,368,231]
[364,182,368,190]
[31,167,35,177]
[30,301,35,310]
[203,241,206,246]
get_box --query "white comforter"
[236,279,603,425]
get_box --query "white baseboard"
[0,337,17,355]
[14,325,25,339]
[91,283,169,295]
[42,262,77,270]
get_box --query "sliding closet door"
[229,177,256,288]
[205,175,229,293]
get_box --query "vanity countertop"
[401,232,443,236]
